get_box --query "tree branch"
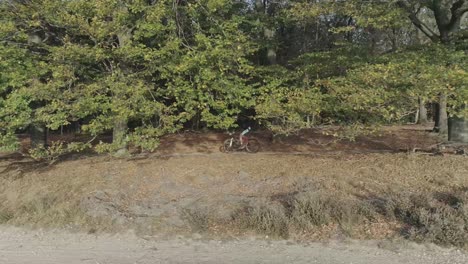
[396,1,440,42]
[447,0,468,31]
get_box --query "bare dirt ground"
[154,124,441,155]
[15,124,441,156]
[1,125,468,263]
[1,226,467,264]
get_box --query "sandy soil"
[0,226,467,264]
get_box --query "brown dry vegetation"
[1,125,468,248]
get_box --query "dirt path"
[0,227,466,264]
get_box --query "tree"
[0,0,259,153]
[0,0,53,150]
[396,0,468,44]
[285,0,467,140]
[1,0,467,155]
[396,0,468,137]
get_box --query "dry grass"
[233,203,289,238]
[0,191,116,233]
[225,188,468,248]
[0,209,13,224]
[0,149,467,247]
[181,207,211,232]
[379,190,468,247]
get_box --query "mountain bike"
[220,132,260,153]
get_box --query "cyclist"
[239,126,251,149]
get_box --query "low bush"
[181,207,210,232]
[381,190,468,247]
[234,204,289,238]
[0,209,13,223]
[220,189,468,247]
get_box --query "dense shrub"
[223,189,468,247]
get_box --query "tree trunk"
[112,23,132,156]
[267,47,277,65]
[30,123,47,149]
[113,118,128,155]
[265,28,277,65]
[433,103,440,130]
[27,34,48,150]
[449,116,468,143]
[438,94,448,137]
[256,0,277,65]
[417,98,428,124]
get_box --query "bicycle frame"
[221,131,258,153]
[229,137,241,148]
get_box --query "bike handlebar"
[227,127,252,136]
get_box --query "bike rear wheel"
[246,138,260,153]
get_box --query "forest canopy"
[0,0,467,155]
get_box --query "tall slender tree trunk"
[433,102,440,130]
[417,97,428,124]
[265,28,277,65]
[256,0,277,65]
[438,94,448,137]
[113,118,128,155]
[112,22,132,155]
[28,33,48,149]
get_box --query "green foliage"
[29,140,92,162]
[0,132,21,152]
[0,44,39,150]
[29,141,67,162]
[0,0,258,154]
[253,66,322,135]
[1,0,467,154]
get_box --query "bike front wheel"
[246,138,260,153]
[222,138,235,153]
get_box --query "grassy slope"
[1,125,467,247]
[1,151,467,247]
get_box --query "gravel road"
[0,227,467,264]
